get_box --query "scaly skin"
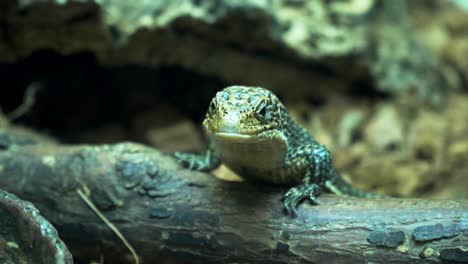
[175,85,376,217]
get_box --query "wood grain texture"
[0,128,466,263]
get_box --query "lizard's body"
[175,86,375,216]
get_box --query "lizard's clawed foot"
[173,152,212,171]
[283,183,321,217]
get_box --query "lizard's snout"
[218,114,241,133]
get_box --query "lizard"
[174,85,376,217]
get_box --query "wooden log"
[0,189,73,264]
[0,128,466,263]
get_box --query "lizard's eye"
[209,99,217,113]
[255,103,267,120]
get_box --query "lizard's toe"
[173,152,212,171]
[283,192,300,218]
[282,186,307,217]
[174,153,191,166]
[307,184,321,205]
[308,193,320,205]
[282,183,322,217]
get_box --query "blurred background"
[1,0,467,200]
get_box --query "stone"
[146,119,204,153]
[363,104,404,153]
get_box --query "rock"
[337,108,366,148]
[79,123,126,143]
[129,103,205,152]
[410,1,468,92]
[131,105,183,138]
[333,142,367,170]
[0,0,451,103]
[146,119,204,153]
[407,110,446,165]
[363,104,404,153]
[391,162,433,196]
[445,95,468,140]
[349,156,432,196]
[447,140,468,169]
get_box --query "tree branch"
[0,127,466,263]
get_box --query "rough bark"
[0,189,73,264]
[0,127,466,263]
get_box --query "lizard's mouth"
[213,132,257,143]
[213,130,277,143]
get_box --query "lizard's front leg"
[174,147,221,172]
[283,143,332,217]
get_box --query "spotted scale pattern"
[175,85,377,217]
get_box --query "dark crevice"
[0,49,376,144]
[0,50,228,143]
[348,79,390,100]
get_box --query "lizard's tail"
[324,168,381,198]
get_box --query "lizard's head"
[203,86,284,141]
